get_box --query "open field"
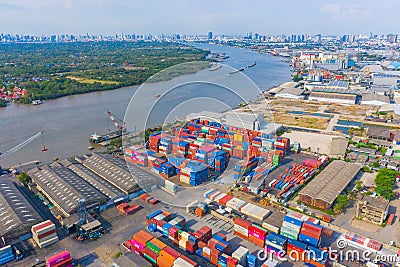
[66,76,121,85]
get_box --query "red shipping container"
[210,248,222,265]
[219,195,233,206]
[300,228,321,240]
[302,223,323,235]
[234,218,252,230]
[143,247,158,262]
[248,225,267,238]
[186,240,197,253]
[37,229,57,239]
[179,255,198,266]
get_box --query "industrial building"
[367,126,392,141]
[0,178,42,242]
[299,161,361,210]
[355,195,389,225]
[60,159,124,200]
[372,73,399,86]
[187,111,283,135]
[28,164,107,217]
[268,82,304,100]
[82,153,139,195]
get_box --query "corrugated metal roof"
[28,165,106,216]
[299,161,361,206]
[82,153,138,194]
[0,179,41,238]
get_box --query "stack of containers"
[287,239,308,261]
[233,157,259,180]
[149,133,161,152]
[157,246,180,267]
[188,143,200,160]
[226,197,247,213]
[248,223,268,247]
[124,145,149,167]
[232,246,248,266]
[159,162,176,178]
[116,203,129,214]
[299,222,323,248]
[196,145,215,164]
[247,254,259,267]
[305,246,329,267]
[343,232,382,251]
[173,256,198,267]
[240,203,271,221]
[124,205,141,215]
[159,134,173,155]
[208,233,232,255]
[180,160,209,186]
[233,217,251,240]
[265,232,288,256]
[275,137,290,155]
[177,139,190,157]
[262,222,280,234]
[131,230,153,254]
[281,214,303,240]
[0,245,14,266]
[31,220,59,248]
[45,249,73,267]
[164,180,177,194]
[193,226,212,243]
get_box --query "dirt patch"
[350,218,381,233]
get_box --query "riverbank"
[0,41,209,105]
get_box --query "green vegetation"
[362,166,372,173]
[0,99,6,107]
[375,168,399,199]
[355,180,364,191]
[0,42,209,102]
[377,146,388,154]
[356,142,377,150]
[114,251,122,259]
[292,75,303,82]
[371,162,380,168]
[333,195,350,214]
[17,172,30,185]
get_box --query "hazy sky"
[0,0,399,35]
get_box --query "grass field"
[66,76,121,85]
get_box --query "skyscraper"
[208,31,213,40]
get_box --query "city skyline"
[0,0,399,35]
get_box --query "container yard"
[124,118,293,191]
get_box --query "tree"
[17,172,30,185]
[114,251,122,259]
[374,168,399,200]
[355,180,364,191]
[334,195,350,214]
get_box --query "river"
[0,43,291,168]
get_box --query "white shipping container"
[37,235,59,248]
[234,225,249,236]
[174,257,195,267]
[282,221,301,232]
[214,193,227,202]
[232,246,249,265]
[262,222,280,234]
[203,247,211,255]
[180,175,190,184]
[179,239,187,250]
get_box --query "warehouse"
[299,161,361,210]
[367,126,392,141]
[28,164,107,217]
[308,92,357,105]
[82,153,139,195]
[0,179,42,242]
[355,195,389,225]
[60,159,124,200]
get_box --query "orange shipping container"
[133,230,153,246]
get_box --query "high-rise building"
[208,31,213,40]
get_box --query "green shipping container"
[146,241,162,254]
[143,253,156,264]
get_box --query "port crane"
[107,111,126,132]
[0,131,46,160]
